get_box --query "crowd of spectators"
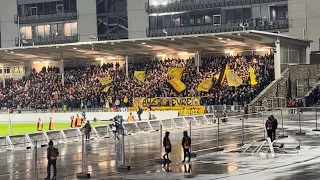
[0,53,274,109]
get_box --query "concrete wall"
[288,0,320,51]
[0,0,18,48]
[127,0,148,39]
[77,0,97,42]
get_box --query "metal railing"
[147,19,289,37]
[146,0,288,13]
[15,34,79,46]
[14,11,78,24]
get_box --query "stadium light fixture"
[225,50,235,54]
[33,61,41,64]
[157,54,166,57]
[73,47,77,50]
[256,48,268,52]
[218,38,222,40]
[227,39,230,41]
[111,42,114,45]
[96,57,104,61]
[107,57,116,60]
[43,61,51,64]
[10,51,14,54]
[178,52,189,56]
[141,42,146,45]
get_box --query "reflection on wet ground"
[1,112,320,180]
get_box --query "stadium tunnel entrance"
[0,30,312,87]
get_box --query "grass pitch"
[0,121,110,136]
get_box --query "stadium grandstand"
[0,30,311,112]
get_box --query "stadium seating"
[1,54,274,109]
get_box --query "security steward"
[127,112,134,122]
[37,118,43,131]
[49,117,55,130]
[70,116,76,128]
[76,114,82,127]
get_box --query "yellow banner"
[168,68,184,79]
[197,78,213,92]
[134,71,146,82]
[168,78,186,93]
[129,106,205,115]
[226,70,243,87]
[102,86,110,93]
[249,66,257,86]
[133,97,201,107]
[98,77,112,85]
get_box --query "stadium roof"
[0,30,312,62]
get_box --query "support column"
[60,59,65,86]
[195,52,201,73]
[125,55,129,80]
[306,46,310,64]
[2,66,5,88]
[274,39,281,80]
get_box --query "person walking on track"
[162,131,172,162]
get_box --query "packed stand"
[0,54,274,109]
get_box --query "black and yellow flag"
[134,71,146,82]
[98,77,112,85]
[226,70,243,87]
[198,78,213,92]
[249,66,257,86]
[216,64,229,85]
[168,78,186,93]
[168,68,184,79]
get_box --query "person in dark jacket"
[265,117,274,141]
[83,121,92,141]
[46,140,59,180]
[137,106,143,121]
[181,131,191,163]
[162,131,171,162]
[271,115,278,141]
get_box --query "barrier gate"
[0,113,217,152]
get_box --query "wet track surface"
[1,111,320,179]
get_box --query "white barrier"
[1,113,217,151]
[0,111,179,124]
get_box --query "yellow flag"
[249,66,258,86]
[226,70,243,87]
[168,68,184,80]
[134,71,146,82]
[198,78,213,92]
[168,78,186,93]
[98,77,112,85]
[102,86,110,93]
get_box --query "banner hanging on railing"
[133,97,201,107]
[129,106,205,115]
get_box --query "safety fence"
[0,114,217,152]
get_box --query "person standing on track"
[181,131,191,163]
[265,117,274,141]
[83,121,92,141]
[37,118,43,131]
[162,131,172,162]
[45,140,59,180]
[49,117,54,130]
[271,115,278,141]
